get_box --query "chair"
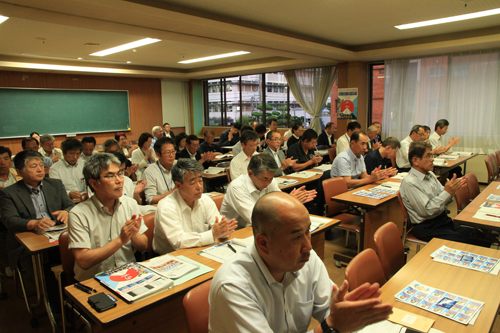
[183,280,212,333]
[226,167,231,183]
[489,153,499,179]
[374,222,406,280]
[211,194,225,211]
[345,248,386,291]
[454,184,470,214]
[464,173,480,201]
[322,177,361,252]
[142,213,156,260]
[328,148,336,163]
[396,192,428,253]
[485,155,495,184]
[316,145,329,150]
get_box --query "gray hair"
[103,139,119,152]
[367,125,378,133]
[152,126,163,135]
[172,158,204,183]
[39,134,55,144]
[248,154,279,176]
[13,150,43,171]
[83,153,121,191]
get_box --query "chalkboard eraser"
[66,134,77,137]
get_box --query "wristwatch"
[321,319,339,333]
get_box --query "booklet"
[95,262,174,303]
[486,194,500,202]
[430,245,500,275]
[352,189,390,200]
[391,172,408,180]
[369,183,400,195]
[275,178,299,186]
[451,152,473,156]
[314,164,332,171]
[204,167,226,174]
[198,240,248,263]
[395,280,484,325]
[140,254,200,279]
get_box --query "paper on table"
[287,171,323,178]
[215,154,232,159]
[314,164,331,171]
[198,241,246,263]
[356,320,444,333]
[388,308,435,332]
[171,256,214,286]
[204,167,226,174]
[310,216,330,231]
[391,172,408,180]
[435,155,460,160]
[232,236,254,247]
[472,211,500,222]
[275,178,299,186]
[451,152,473,156]
[433,160,447,166]
[486,194,500,202]
[315,149,329,156]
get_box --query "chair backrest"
[316,145,329,150]
[490,153,499,178]
[454,184,470,214]
[374,222,405,280]
[464,173,480,201]
[485,156,494,184]
[328,148,336,163]
[495,151,500,170]
[58,231,76,286]
[345,248,386,291]
[396,192,409,220]
[142,213,155,259]
[183,280,212,333]
[211,194,225,211]
[322,177,349,217]
[226,168,231,183]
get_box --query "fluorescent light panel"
[0,15,9,24]
[178,51,250,64]
[90,38,161,56]
[396,8,500,30]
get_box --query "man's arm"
[143,169,172,205]
[343,169,383,189]
[400,179,453,219]
[219,131,231,147]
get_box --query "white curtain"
[284,66,337,134]
[383,50,500,154]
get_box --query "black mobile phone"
[88,292,116,312]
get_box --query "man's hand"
[369,166,384,182]
[228,131,234,141]
[212,216,237,239]
[119,218,137,245]
[444,174,466,196]
[282,136,290,142]
[448,137,460,147]
[69,191,82,199]
[385,167,398,177]
[281,157,297,170]
[51,154,59,163]
[126,164,139,177]
[432,146,447,155]
[317,281,393,333]
[372,142,382,150]
[311,154,323,166]
[290,186,317,204]
[31,217,56,231]
[134,180,147,194]
[52,210,69,224]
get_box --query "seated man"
[80,136,98,161]
[0,146,20,189]
[153,159,237,254]
[372,121,382,143]
[429,119,462,178]
[287,129,323,171]
[331,131,387,189]
[151,125,164,147]
[222,154,316,229]
[397,125,445,172]
[219,122,241,147]
[0,151,74,270]
[266,118,278,135]
[68,153,148,281]
[336,121,361,155]
[422,125,431,143]
[142,137,176,204]
[400,141,490,247]
[109,151,145,206]
[162,122,176,141]
[103,138,120,153]
[317,121,336,149]
[38,134,63,163]
[364,137,400,176]
[231,125,254,157]
[22,137,53,175]
[229,130,259,180]
[366,125,382,153]
[255,123,268,151]
[49,138,87,199]
[210,192,393,332]
[262,130,296,177]
[197,130,222,155]
[176,134,215,168]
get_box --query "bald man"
[209,192,393,332]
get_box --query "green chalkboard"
[0,88,130,138]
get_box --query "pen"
[486,214,500,219]
[380,184,391,188]
[227,243,237,253]
[75,282,96,293]
[74,283,92,294]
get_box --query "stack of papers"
[391,172,408,180]
[435,155,459,160]
[314,164,331,171]
[451,152,473,156]
[395,280,484,325]
[472,201,500,222]
[431,245,500,274]
[287,171,323,178]
[433,159,447,166]
[310,216,330,232]
[275,178,299,186]
[215,154,232,159]
[352,190,390,200]
[204,167,226,174]
[39,224,67,243]
[198,238,253,263]
[369,182,401,195]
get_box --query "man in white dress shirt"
[229,130,259,181]
[49,138,87,199]
[80,136,98,161]
[429,119,462,178]
[142,137,176,204]
[222,154,316,229]
[68,153,148,281]
[38,134,63,163]
[336,121,361,155]
[210,192,393,332]
[153,159,237,254]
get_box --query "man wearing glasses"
[68,153,148,281]
[229,130,260,181]
[261,130,296,177]
[400,141,490,247]
[142,137,176,205]
[49,138,87,200]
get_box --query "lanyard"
[157,161,172,191]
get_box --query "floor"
[1,186,500,333]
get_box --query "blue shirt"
[330,148,366,179]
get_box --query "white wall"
[161,80,190,132]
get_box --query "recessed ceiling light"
[0,15,8,24]
[396,7,500,29]
[90,38,161,57]
[178,51,250,64]
[78,58,82,60]
[127,61,131,64]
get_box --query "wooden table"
[455,181,500,232]
[331,179,404,259]
[65,217,338,333]
[15,231,61,332]
[278,169,324,192]
[433,153,477,177]
[380,238,500,333]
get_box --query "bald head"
[252,192,308,239]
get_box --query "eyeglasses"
[102,171,124,181]
[269,138,282,142]
[161,150,176,156]
[423,154,435,159]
